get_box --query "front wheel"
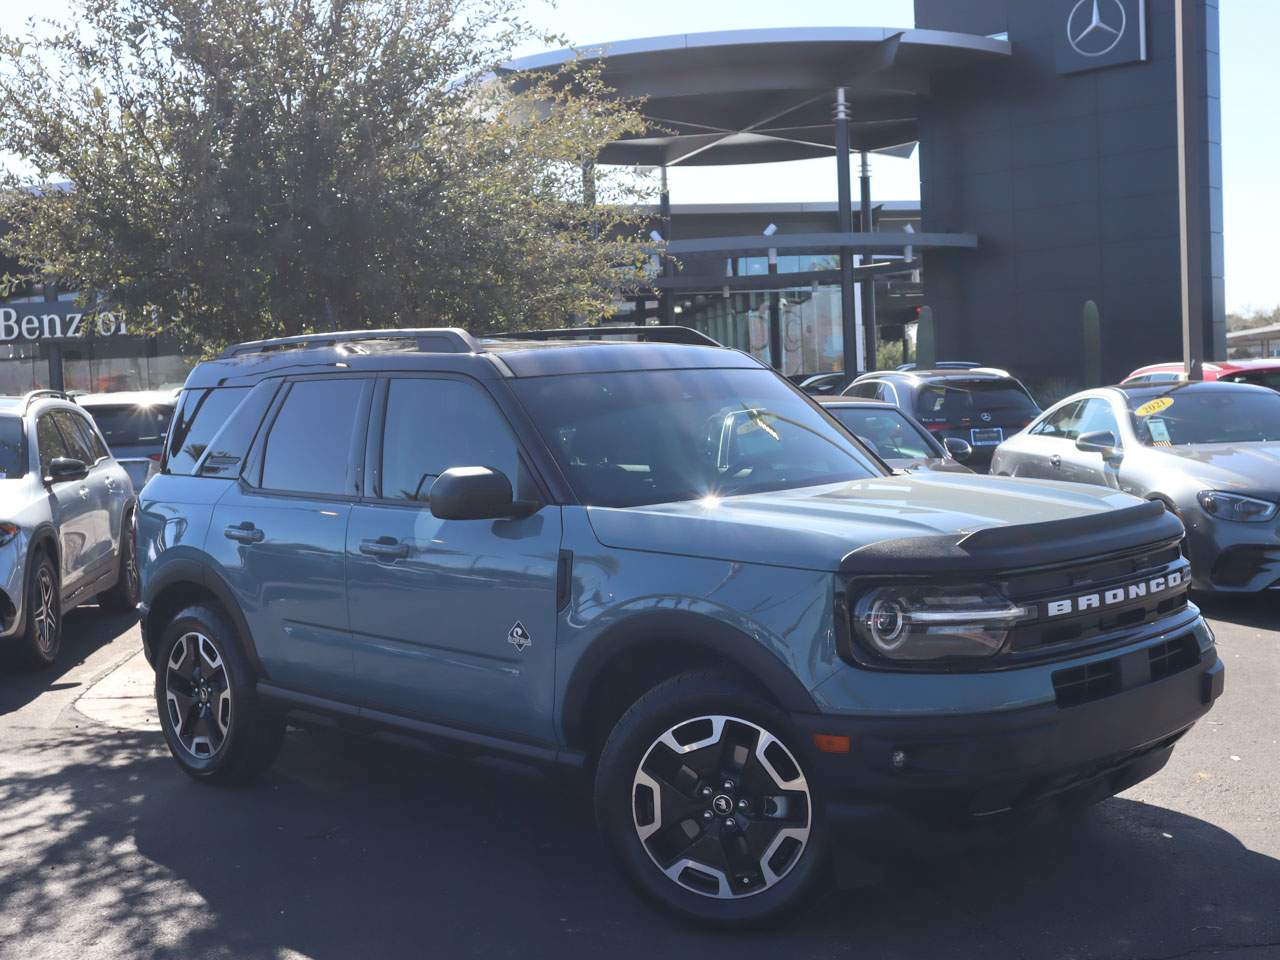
[7,552,62,669]
[594,671,827,926]
[155,604,285,785]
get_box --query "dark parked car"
[843,368,1041,471]
[992,381,1280,592]
[798,372,857,396]
[820,398,973,473]
[138,328,1220,925]
[77,390,178,491]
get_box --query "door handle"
[1049,454,1062,469]
[224,522,265,544]
[359,537,410,559]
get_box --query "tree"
[0,0,653,351]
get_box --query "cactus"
[915,306,937,370]
[1083,300,1102,387]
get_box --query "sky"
[0,0,1275,313]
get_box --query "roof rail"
[219,328,481,359]
[23,389,71,411]
[487,325,722,347]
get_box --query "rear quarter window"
[165,387,251,476]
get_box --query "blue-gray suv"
[137,328,1223,925]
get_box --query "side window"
[59,412,108,463]
[260,379,366,496]
[379,378,522,502]
[849,381,880,400]
[1032,401,1083,439]
[197,381,282,477]
[876,382,900,405]
[36,414,73,476]
[1074,398,1121,440]
[166,387,250,476]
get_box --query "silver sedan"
[991,381,1280,593]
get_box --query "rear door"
[207,376,372,702]
[1010,401,1083,479]
[35,413,97,598]
[346,375,562,743]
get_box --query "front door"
[207,377,372,702]
[347,376,562,744]
[1056,397,1124,490]
[36,412,97,599]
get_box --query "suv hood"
[586,474,1165,572]
[1153,442,1280,495]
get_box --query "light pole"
[834,88,859,378]
[1175,0,1207,380]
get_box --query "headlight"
[1196,491,1278,523]
[0,523,18,546]
[851,584,1031,662]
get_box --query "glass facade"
[0,296,197,395]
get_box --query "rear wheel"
[155,604,285,784]
[594,671,827,926]
[7,552,61,669]
[98,509,139,612]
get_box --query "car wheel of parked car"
[155,604,285,785]
[594,670,827,926]
[9,552,62,669]
[98,510,140,612]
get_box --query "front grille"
[1053,660,1121,707]
[1001,542,1190,663]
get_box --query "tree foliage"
[0,0,653,350]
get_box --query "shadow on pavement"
[0,606,137,717]
[1,722,1278,960]
[1196,592,1279,631]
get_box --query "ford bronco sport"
[137,328,1222,925]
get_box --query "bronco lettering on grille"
[1045,571,1185,618]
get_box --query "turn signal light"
[812,734,851,754]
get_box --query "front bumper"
[794,619,1223,840]
[1183,508,1280,592]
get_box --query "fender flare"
[559,609,820,749]
[144,553,265,677]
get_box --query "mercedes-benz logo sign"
[1068,0,1127,57]
[980,411,993,423]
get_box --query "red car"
[1123,359,1280,391]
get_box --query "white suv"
[0,390,138,668]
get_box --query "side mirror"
[429,466,531,521]
[943,437,973,462]
[1076,431,1122,460]
[46,457,89,484]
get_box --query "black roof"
[185,327,763,389]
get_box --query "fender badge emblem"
[508,621,532,652]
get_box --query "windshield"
[1128,389,1280,445]
[828,407,939,461]
[84,403,174,450]
[0,416,23,478]
[1221,371,1280,392]
[511,368,882,508]
[915,379,1039,423]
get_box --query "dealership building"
[0,0,1223,391]
[508,0,1225,384]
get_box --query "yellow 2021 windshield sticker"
[1135,397,1174,416]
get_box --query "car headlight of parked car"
[1196,491,1278,523]
[850,584,1031,662]
[0,522,18,546]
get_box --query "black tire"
[154,604,285,785]
[594,670,828,927]
[7,551,62,670]
[98,509,140,613]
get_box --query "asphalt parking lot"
[1,598,1277,960]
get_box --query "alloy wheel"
[631,715,811,899]
[165,632,232,759]
[33,567,57,655]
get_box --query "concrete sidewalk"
[74,649,157,732]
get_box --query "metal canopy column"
[834,88,859,378]
[859,150,878,371]
[1176,0,1207,380]
[659,165,675,325]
